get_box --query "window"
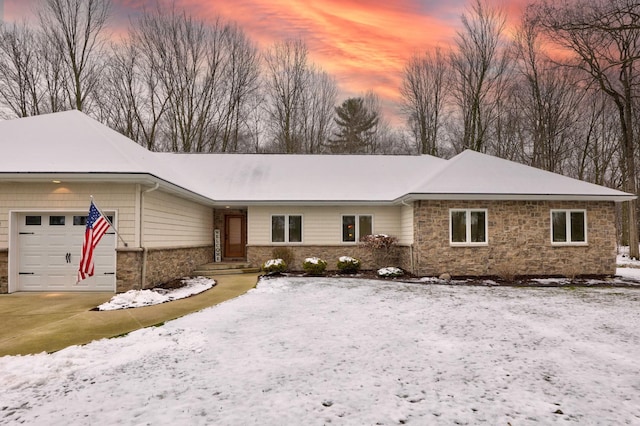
[25,216,41,226]
[271,215,302,243]
[342,215,373,242]
[450,209,487,245]
[74,215,113,226]
[49,215,65,226]
[551,210,586,244]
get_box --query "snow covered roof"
[0,110,157,174]
[158,153,446,203]
[0,111,634,204]
[404,150,633,201]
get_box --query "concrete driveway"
[0,274,259,356]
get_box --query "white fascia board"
[211,200,398,207]
[0,172,217,206]
[398,193,637,203]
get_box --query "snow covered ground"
[2,276,639,425]
[97,277,215,311]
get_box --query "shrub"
[337,256,361,274]
[262,258,287,274]
[360,234,398,267]
[272,247,294,268]
[378,267,404,278]
[302,257,327,275]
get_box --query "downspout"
[140,183,160,289]
[400,197,415,274]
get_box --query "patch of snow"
[616,267,640,282]
[1,277,639,424]
[338,256,358,263]
[97,277,215,311]
[304,257,324,265]
[531,278,572,286]
[263,258,285,268]
[378,267,403,277]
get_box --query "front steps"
[192,262,261,277]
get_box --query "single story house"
[0,111,634,293]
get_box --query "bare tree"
[104,6,261,152]
[0,22,68,118]
[217,23,261,152]
[37,0,111,112]
[263,39,310,153]
[0,23,43,117]
[449,0,511,153]
[512,18,585,173]
[529,0,640,257]
[574,91,621,186]
[98,39,169,150]
[400,48,448,156]
[299,68,337,153]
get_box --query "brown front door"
[225,215,246,258]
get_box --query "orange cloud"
[173,0,463,108]
[5,0,529,123]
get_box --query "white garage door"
[17,213,116,291]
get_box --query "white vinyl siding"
[248,205,402,245]
[398,202,414,245]
[142,190,213,248]
[1,182,137,250]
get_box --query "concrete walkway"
[0,273,260,357]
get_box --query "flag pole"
[90,195,129,247]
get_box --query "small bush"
[302,257,327,275]
[272,247,294,268]
[360,234,398,267]
[360,234,397,249]
[378,267,404,278]
[337,256,361,274]
[262,258,287,274]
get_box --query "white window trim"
[270,214,304,244]
[550,209,588,246]
[449,208,488,246]
[341,214,374,244]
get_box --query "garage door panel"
[17,213,116,292]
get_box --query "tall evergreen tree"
[329,97,378,153]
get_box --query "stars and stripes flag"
[77,201,111,283]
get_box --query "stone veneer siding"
[413,200,617,277]
[116,245,213,292]
[0,249,7,293]
[247,245,407,272]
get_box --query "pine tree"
[329,97,378,153]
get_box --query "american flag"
[77,201,111,282]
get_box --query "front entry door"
[225,215,246,258]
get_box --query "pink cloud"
[4,0,528,123]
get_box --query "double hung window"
[342,215,373,242]
[271,215,302,243]
[551,210,586,244]
[450,209,488,245]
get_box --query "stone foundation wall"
[413,200,617,277]
[0,249,8,294]
[116,249,143,293]
[116,245,213,292]
[247,245,406,272]
[145,245,213,288]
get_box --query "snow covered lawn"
[2,277,639,425]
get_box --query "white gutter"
[396,192,636,203]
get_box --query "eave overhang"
[398,192,637,203]
[0,172,216,206]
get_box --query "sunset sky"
[3,0,529,119]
